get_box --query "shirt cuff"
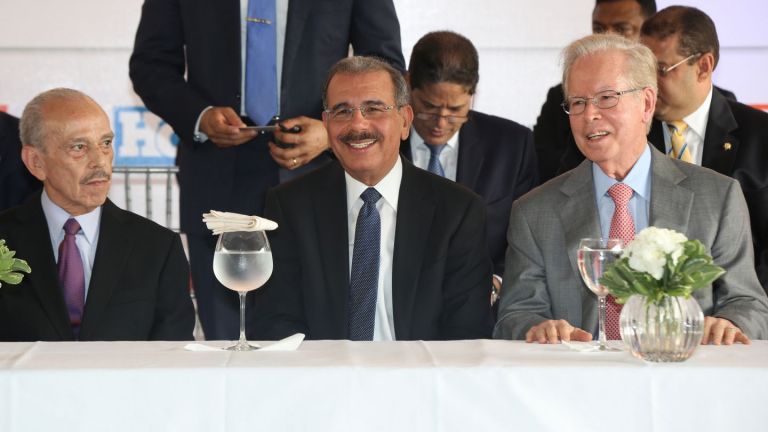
[193,106,214,143]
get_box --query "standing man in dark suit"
[400,31,538,302]
[129,0,405,340]
[0,88,194,342]
[252,57,493,340]
[0,111,40,211]
[640,6,768,295]
[534,0,657,183]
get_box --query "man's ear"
[400,104,414,140]
[696,52,715,82]
[21,145,47,181]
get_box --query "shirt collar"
[345,156,403,213]
[592,144,652,201]
[682,85,713,140]
[410,126,460,151]
[41,189,102,244]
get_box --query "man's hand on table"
[702,316,750,345]
[526,319,592,344]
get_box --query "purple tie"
[58,218,85,338]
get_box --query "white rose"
[622,227,688,280]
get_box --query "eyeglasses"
[414,112,469,125]
[658,53,701,77]
[324,103,397,121]
[561,88,642,115]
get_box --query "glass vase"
[619,294,704,362]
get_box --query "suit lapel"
[648,149,693,234]
[312,164,350,336]
[281,0,312,104]
[78,200,133,339]
[456,112,484,190]
[391,162,435,340]
[560,161,602,277]
[701,89,739,176]
[17,197,72,339]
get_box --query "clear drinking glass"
[212,230,273,351]
[577,238,624,351]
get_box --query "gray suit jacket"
[494,146,768,340]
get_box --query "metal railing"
[111,166,179,230]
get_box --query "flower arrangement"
[0,239,31,288]
[600,227,725,304]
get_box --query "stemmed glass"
[212,230,273,351]
[577,238,624,351]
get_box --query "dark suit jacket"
[401,110,538,275]
[0,196,195,341]
[534,83,737,182]
[129,0,405,234]
[646,90,768,294]
[251,160,493,340]
[0,112,40,211]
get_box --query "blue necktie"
[348,188,382,340]
[425,143,446,177]
[245,0,278,125]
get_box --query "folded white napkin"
[202,210,278,234]
[183,333,305,352]
[560,340,624,352]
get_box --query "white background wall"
[1,0,766,227]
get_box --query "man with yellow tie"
[640,6,768,295]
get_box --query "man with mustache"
[0,88,195,341]
[251,57,493,340]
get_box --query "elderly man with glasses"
[640,6,768,296]
[250,56,493,341]
[400,31,538,305]
[493,34,768,346]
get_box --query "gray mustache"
[339,131,382,143]
[81,170,111,184]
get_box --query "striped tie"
[668,120,692,163]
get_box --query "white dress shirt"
[40,190,102,299]
[345,157,402,341]
[661,86,713,166]
[409,128,460,181]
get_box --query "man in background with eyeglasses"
[400,31,538,304]
[494,34,768,345]
[640,6,768,296]
[251,56,493,341]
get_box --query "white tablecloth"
[1,340,767,432]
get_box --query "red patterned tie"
[606,183,635,339]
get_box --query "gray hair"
[562,34,658,97]
[19,88,95,151]
[322,56,409,109]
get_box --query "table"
[1,340,767,432]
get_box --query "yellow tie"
[668,120,692,163]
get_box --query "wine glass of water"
[577,238,624,351]
[213,230,273,351]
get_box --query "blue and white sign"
[113,106,178,166]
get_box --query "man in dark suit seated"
[494,34,768,345]
[129,0,405,340]
[400,31,538,302]
[0,111,40,211]
[0,88,194,341]
[640,6,768,296]
[252,57,493,341]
